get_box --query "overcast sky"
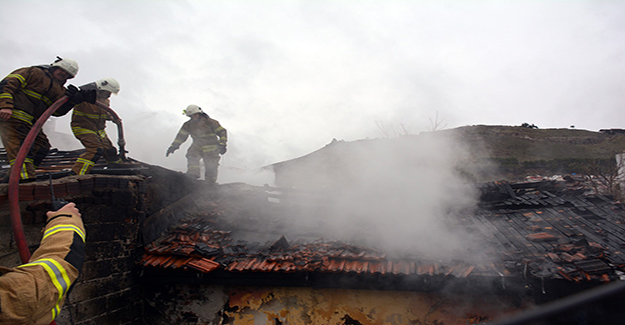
[2,0,624,184]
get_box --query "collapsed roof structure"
[138,177,625,324]
[141,179,625,282]
[2,144,625,324]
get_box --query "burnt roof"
[0,148,159,216]
[0,148,147,179]
[6,148,624,293]
[138,178,625,293]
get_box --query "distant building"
[599,129,625,135]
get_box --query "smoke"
[276,132,484,261]
[4,1,625,259]
[3,1,625,189]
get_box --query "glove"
[66,84,97,104]
[166,146,176,157]
[218,145,227,155]
[80,86,97,104]
[66,84,79,100]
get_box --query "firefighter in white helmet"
[70,78,124,175]
[166,104,227,182]
[0,56,95,182]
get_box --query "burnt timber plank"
[534,209,578,239]
[462,213,510,253]
[542,208,605,244]
[478,212,538,256]
[498,214,544,257]
[543,208,625,264]
[473,212,526,254]
[588,206,625,242]
[560,206,625,252]
[505,211,558,256]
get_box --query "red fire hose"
[95,101,128,161]
[8,97,125,325]
[8,96,71,325]
[9,97,127,264]
[8,96,70,264]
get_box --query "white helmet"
[183,104,203,116]
[50,56,79,78]
[96,78,120,94]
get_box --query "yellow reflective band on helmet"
[18,258,71,320]
[43,224,86,243]
[10,109,35,125]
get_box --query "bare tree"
[429,112,447,131]
[580,156,624,200]
[375,121,410,138]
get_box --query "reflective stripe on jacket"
[71,101,111,136]
[0,66,67,120]
[170,115,227,152]
[0,211,85,324]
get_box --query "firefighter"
[70,78,123,175]
[0,202,85,324]
[166,105,227,182]
[0,56,95,182]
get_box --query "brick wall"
[65,181,146,324]
[0,175,149,324]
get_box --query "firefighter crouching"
[166,104,227,183]
[0,202,85,324]
[71,78,123,175]
[0,56,96,182]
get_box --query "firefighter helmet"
[50,56,79,78]
[183,104,203,116]
[96,78,120,94]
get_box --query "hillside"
[437,125,625,161]
[271,125,625,188]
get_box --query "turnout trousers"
[71,132,120,175]
[0,119,50,181]
[186,142,220,182]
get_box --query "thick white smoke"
[277,132,482,260]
